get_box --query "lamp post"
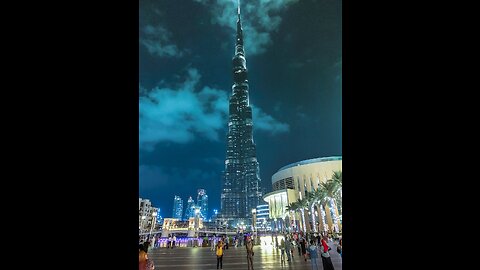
[194,208,200,241]
[150,212,157,236]
[213,209,218,236]
[252,208,258,244]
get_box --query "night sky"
[139,0,342,219]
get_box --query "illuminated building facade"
[221,1,263,222]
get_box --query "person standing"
[172,235,176,248]
[211,236,217,251]
[216,240,224,269]
[285,235,292,261]
[308,240,319,270]
[143,238,151,253]
[150,236,156,250]
[168,235,172,249]
[279,238,286,265]
[336,238,342,258]
[139,244,155,270]
[300,237,307,261]
[296,239,301,256]
[246,236,255,270]
[320,236,335,270]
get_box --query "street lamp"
[150,212,157,236]
[252,208,258,244]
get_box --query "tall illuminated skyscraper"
[221,1,263,220]
[184,196,196,220]
[172,195,183,220]
[197,189,208,219]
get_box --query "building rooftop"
[277,156,342,172]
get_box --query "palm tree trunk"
[310,204,317,232]
[320,204,328,233]
[300,209,306,232]
[329,198,341,231]
[319,204,325,232]
[291,210,296,231]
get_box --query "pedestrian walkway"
[147,242,342,270]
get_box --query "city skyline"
[139,0,342,217]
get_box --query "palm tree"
[306,191,317,232]
[313,185,328,232]
[331,170,342,187]
[286,202,298,231]
[296,198,308,232]
[321,179,341,231]
[330,171,342,218]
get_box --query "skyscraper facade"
[172,195,183,220]
[185,196,196,220]
[197,189,208,219]
[221,3,263,221]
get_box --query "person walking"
[296,239,301,256]
[300,237,307,261]
[279,238,286,265]
[320,236,335,270]
[246,236,255,270]
[172,235,176,248]
[216,240,224,269]
[168,235,172,249]
[308,240,319,270]
[285,235,292,261]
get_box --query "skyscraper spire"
[235,0,244,56]
[221,1,262,222]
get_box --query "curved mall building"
[263,156,342,233]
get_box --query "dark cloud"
[140,24,184,57]
[140,68,289,151]
[195,0,300,55]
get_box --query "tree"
[313,185,328,232]
[331,171,342,187]
[306,191,318,232]
[330,171,342,217]
[296,198,308,232]
[286,202,298,231]
[320,178,341,231]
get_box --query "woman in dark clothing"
[300,237,307,261]
[320,236,335,270]
[296,240,301,256]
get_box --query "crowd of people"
[139,231,341,270]
[263,231,341,270]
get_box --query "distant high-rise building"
[255,204,271,231]
[172,195,183,220]
[197,189,208,219]
[220,1,262,221]
[139,198,160,232]
[185,196,196,220]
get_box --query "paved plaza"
[148,242,342,270]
